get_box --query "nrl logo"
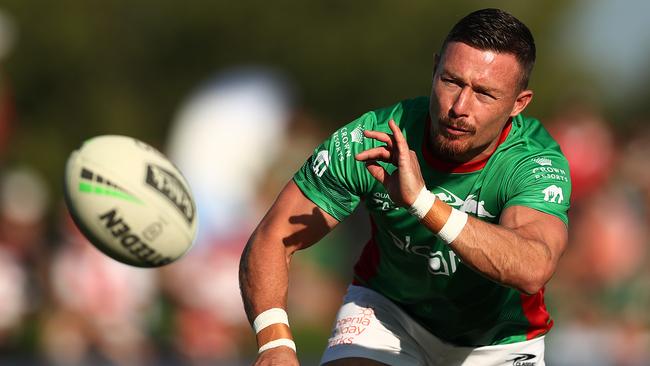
[532,157,552,166]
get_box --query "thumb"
[365,162,389,185]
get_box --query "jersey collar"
[422,116,512,173]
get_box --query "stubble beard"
[432,133,468,160]
[430,118,476,161]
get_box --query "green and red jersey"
[293,96,571,346]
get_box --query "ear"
[510,89,533,117]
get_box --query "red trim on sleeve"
[520,288,553,340]
[422,116,512,173]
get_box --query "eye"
[476,90,497,101]
[441,77,461,87]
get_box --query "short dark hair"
[441,8,536,89]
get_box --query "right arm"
[239,179,339,365]
[242,108,385,364]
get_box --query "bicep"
[253,179,340,254]
[499,205,568,262]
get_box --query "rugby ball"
[63,135,197,267]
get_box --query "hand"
[254,346,299,366]
[355,119,426,207]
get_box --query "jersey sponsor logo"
[532,157,552,166]
[542,185,564,203]
[532,165,569,182]
[434,187,495,218]
[312,150,330,177]
[351,125,364,144]
[332,127,353,161]
[532,166,566,175]
[370,192,398,211]
[507,353,536,366]
[328,307,375,346]
[534,172,569,182]
[389,231,461,276]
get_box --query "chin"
[432,135,471,160]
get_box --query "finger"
[288,214,310,224]
[365,162,389,185]
[355,146,392,162]
[388,119,408,154]
[363,130,393,148]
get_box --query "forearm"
[239,181,339,359]
[240,181,324,324]
[421,200,553,294]
[239,235,290,321]
[239,227,295,346]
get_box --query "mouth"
[439,121,473,136]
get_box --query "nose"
[450,86,471,118]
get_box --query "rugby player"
[240,8,571,365]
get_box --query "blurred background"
[0,0,649,365]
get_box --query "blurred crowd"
[545,104,650,365]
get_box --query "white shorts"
[320,285,545,366]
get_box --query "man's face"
[429,42,532,162]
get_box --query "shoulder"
[495,115,569,168]
[490,115,571,223]
[507,115,563,152]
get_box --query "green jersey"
[293,96,571,346]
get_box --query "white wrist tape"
[408,186,436,220]
[258,338,296,353]
[253,308,289,334]
[438,208,468,244]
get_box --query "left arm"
[421,199,567,294]
[356,120,568,294]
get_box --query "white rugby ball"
[64,135,197,267]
